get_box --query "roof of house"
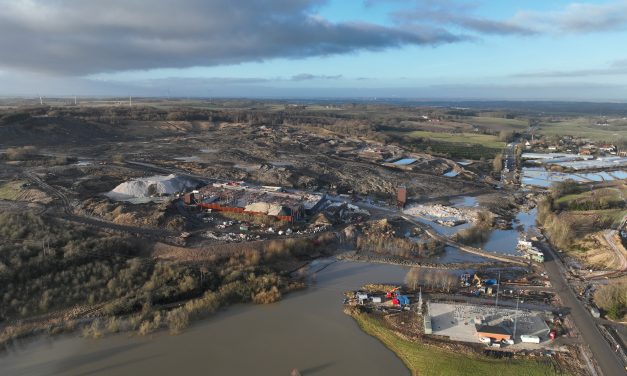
[475,325,511,336]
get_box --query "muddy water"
[415,196,538,257]
[478,208,537,255]
[1,261,411,376]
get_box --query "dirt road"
[401,214,528,266]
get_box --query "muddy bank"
[336,251,508,270]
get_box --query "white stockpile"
[108,174,195,198]
[403,204,477,226]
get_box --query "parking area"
[428,302,551,347]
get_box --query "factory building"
[195,182,325,222]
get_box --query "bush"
[166,308,189,334]
[594,278,627,320]
[4,146,37,160]
[252,286,281,304]
[82,319,104,339]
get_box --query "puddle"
[450,196,478,208]
[174,156,203,162]
[269,161,294,167]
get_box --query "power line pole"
[495,271,501,309]
[513,291,520,342]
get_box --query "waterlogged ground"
[1,261,412,376]
[522,167,627,188]
[413,196,538,258]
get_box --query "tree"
[499,130,515,142]
[492,153,503,173]
[404,267,421,290]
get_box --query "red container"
[549,330,556,340]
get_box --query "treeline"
[0,212,147,320]
[357,235,443,259]
[404,267,457,292]
[355,220,444,259]
[536,181,619,249]
[0,212,333,341]
[455,211,493,246]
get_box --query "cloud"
[391,0,627,36]
[512,59,627,78]
[391,1,535,36]
[290,73,342,81]
[538,1,627,33]
[0,0,463,76]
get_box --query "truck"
[520,335,541,344]
[356,292,368,304]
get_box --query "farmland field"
[464,116,529,130]
[404,130,506,149]
[538,118,627,141]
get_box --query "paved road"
[501,142,518,184]
[540,242,626,375]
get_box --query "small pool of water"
[174,156,202,163]
[450,196,478,208]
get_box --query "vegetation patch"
[405,130,506,149]
[0,211,325,345]
[0,180,25,200]
[594,277,627,321]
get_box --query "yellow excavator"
[472,274,482,287]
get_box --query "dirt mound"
[107,174,197,198]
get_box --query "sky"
[1,0,627,100]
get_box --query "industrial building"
[475,324,511,341]
[194,182,325,222]
[427,302,550,345]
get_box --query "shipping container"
[520,335,541,344]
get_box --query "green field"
[466,116,529,130]
[557,187,626,206]
[405,130,506,149]
[538,118,627,141]
[353,313,562,376]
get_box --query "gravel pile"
[107,174,196,198]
